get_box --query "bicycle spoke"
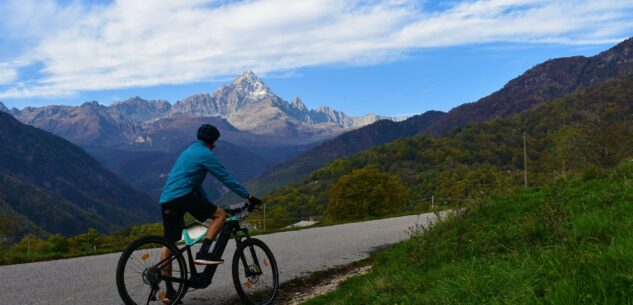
[118,237,188,305]
[124,273,143,280]
[235,240,277,304]
[128,282,147,304]
[145,286,154,305]
[129,254,148,273]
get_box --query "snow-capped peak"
[231,70,272,97]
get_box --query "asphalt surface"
[0,213,438,305]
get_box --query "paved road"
[0,213,438,305]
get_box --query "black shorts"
[161,192,218,244]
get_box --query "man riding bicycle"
[159,124,262,300]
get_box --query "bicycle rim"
[116,236,187,305]
[232,239,279,305]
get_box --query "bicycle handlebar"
[225,201,261,218]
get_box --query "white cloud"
[0,63,18,84]
[0,83,77,99]
[1,0,632,99]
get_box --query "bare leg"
[162,208,226,273]
[204,208,226,242]
[161,247,172,277]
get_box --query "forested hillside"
[0,112,159,238]
[230,38,633,207]
[261,76,633,226]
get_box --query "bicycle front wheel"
[116,236,187,305]
[232,238,279,305]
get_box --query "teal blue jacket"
[159,140,249,204]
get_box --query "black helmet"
[197,124,220,145]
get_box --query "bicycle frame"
[156,214,262,289]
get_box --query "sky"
[0,0,632,117]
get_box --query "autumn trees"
[327,168,407,221]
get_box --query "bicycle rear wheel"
[116,236,187,305]
[232,238,279,305]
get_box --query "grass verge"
[301,162,633,305]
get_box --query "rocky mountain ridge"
[9,71,394,145]
[426,37,633,135]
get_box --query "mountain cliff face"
[0,112,158,236]
[427,37,633,135]
[16,101,142,145]
[109,97,171,122]
[169,71,386,133]
[171,71,276,117]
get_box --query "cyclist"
[159,124,262,300]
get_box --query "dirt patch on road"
[276,261,372,305]
[224,259,373,305]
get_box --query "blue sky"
[0,0,632,116]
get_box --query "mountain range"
[9,71,392,146]
[222,37,633,202]
[0,111,158,238]
[3,71,403,201]
[4,37,632,238]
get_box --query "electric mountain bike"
[116,202,279,305]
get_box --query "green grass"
[302,162,633,305]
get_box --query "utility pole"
[431,195,434,209]
[523,133,528,188]
[263,204,266,232]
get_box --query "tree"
[0,214,18,246]
[47,234,70,253]
[266,206,293,229]
[327,168,407,221]
[74,228,99,252]
[555,103,633,170]
[10,235,48,255]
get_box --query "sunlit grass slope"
[304,162,633,305]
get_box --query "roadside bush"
[326,168,407,221]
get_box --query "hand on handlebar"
[248,195,263,211]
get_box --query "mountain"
[262,75,633,221]
[230,38,633,204]
[10,71,398,201]
[0,101,8,113]
[12,71,385,146]
[220,110,445,203]
[109,97,172,122]
[426,37,633,135]
[0,111,159,237]
[244,38,633,218]
[86,116,276,200]
[170,71,274,117]
[16,101,142,146]
[169,71,388,133]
